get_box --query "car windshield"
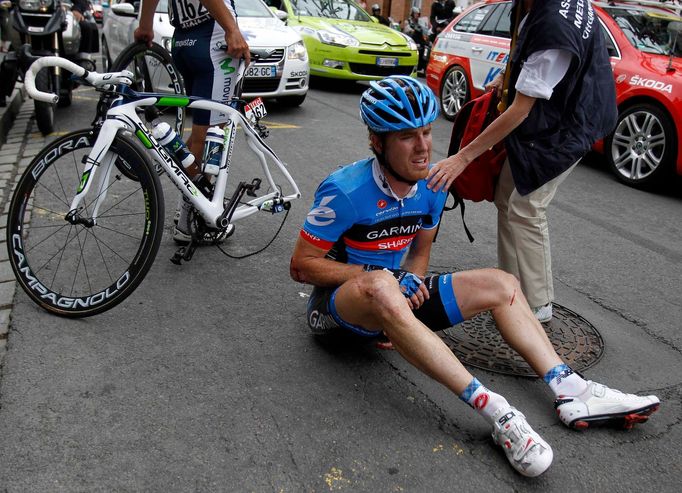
[605,6,682,56]
[289,0,371,21]
[157,0,167,13]
[234,0,276,17]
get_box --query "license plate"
[245,97,267,121]
[376,57,398,67]
[245,65,277,78]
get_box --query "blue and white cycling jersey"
[169,0,237,31]
[300,158,448,269]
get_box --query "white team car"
[101,0,310,106]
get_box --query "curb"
[0,84,26,146]
[0,82,29,366]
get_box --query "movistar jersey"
[169,0,237,31]
[300,158,448,269]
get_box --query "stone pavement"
[0,84,48,369]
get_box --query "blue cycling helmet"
[360,76,439,133]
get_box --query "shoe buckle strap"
[592,383,606,398]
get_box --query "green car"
[272,0,418,80]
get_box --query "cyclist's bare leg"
[451,268,563,376]
[334,270,476,395]
[186,123,210,173]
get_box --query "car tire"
[34,68,55,136]
[605,102,677,188]
[440,65,470,121]
[278,94,306,107]
[102,36,112,72]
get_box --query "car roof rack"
[602,0,682,14]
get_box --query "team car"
[265,0,419,80]
[101,0,310,106]
[426,0,682,188]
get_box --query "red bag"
[447,91,507,202]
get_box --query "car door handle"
[471,46,484,53]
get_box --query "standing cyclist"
[289,76,660,477]
[134,0,250,242]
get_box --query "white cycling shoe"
[554,380,660,430]
[491,407,553,477]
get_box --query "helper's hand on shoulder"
[225,30,251,66]
[427,153,467,193]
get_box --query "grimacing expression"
[372,125,433,182]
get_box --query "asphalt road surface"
[0,79,680,492]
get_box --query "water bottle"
[151,121,195,168]
[202,126,225,176]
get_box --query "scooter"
[0,0,96,135]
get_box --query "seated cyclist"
[289,76,660,477]
[134,0,250,243]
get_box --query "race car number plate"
[245,97,267,121]
[245,65,277,78]
[376,57,398,67]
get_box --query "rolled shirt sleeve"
[515,49,573,100]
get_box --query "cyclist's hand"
[225,30,251,66]
[134,26,155,48]
[406,281,429,310]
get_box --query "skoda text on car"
[269,0,419,80]
[426,0,682,187]
[101,0,310,106]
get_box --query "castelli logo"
[474,393,489,410]
[377,199,387,209]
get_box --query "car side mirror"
[370,16,379,23]
[111,3,137,17]
[270,7,288,22]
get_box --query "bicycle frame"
[75,88,300,229]
[25,56,300,231]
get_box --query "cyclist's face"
[379,125,433,181]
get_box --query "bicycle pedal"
[170,247,185,265]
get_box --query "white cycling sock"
[544,363,588,397]
[460,378,511,424]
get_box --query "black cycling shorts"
[306,274,464,337]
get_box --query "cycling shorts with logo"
[172,20,240,126]
[306,273,464,337]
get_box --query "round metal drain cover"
[439,303,604,377]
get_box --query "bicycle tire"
[111,42,185,137]
[6,129,165,317]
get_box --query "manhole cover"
[439,303,604,377]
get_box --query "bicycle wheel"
[6,129,165,317]
[111,42,185,137]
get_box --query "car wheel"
[278,94,306,107]
[605,103,676,188]
[102,36,111,72]
[440,65,470,121]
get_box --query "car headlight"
[400,32,418,51]
[162,37,173,53]
[19,0,53,11]
[288,40,308,61]
[317,29,359,48]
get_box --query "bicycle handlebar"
[25,57,134,103]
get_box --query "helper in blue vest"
[427,0,617,323]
